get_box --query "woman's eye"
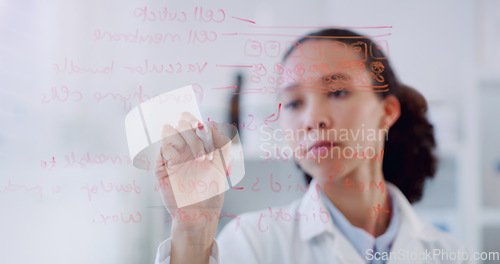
[284,100,302,109]
[328,90,348,98]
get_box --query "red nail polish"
[197,122,204,130]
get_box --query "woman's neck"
[321,166,392,238]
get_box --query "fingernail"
[197,122,204,130]
[208,152,214,161]
[192,121,204,130]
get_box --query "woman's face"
[279,40,396,183]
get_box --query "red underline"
[248,26,393,29]
[235,88,389,94]
[282,84,389,90]
[216,64,253,68]
[232,16,256,24]
[211,86,238,90]
[234,33,391,39]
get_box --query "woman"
[154,29,468,264]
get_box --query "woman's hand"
[154,112,231,264]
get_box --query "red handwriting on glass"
[187,30,218,43]
[342,178,385,194]
[194,6,225,23]
[63,152,134,169]
[154,173,242,193]
[165,210,240,231]
[242,61,387,91]
[249,175,337,195]
[133,6,227,24]
[41,85,83,104]
[40,157,57,170]
[244,39,303,58]
[262,103,281,130]
[257,206,330,232]
[250,63,267,83]
[44,148,237,172]
[97,211,142,224]
[81,180,142,202]
[176,177,222,194]
[53,58,114,74]
[94,85,198,112]
[94,29,183,44]
[134,6,187,23]
[41,84,203,111]
[205,115,257,132]
[370,40,389,59]
[366,204,389,223]
[123,60,208,74]
[241,38,390,60]
[369,61,385,83]
[244,39,262,57]
[0,180,43,199]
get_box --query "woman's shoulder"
[418,221,470,251]
[388,183,470,251]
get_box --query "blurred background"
[1,0,499,263]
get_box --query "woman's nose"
[305,110,331,132]
[306,121,329,132]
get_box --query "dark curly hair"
[284,29,437,204]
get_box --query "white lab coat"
[155,181,471,264]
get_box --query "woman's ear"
[381,95,401,129]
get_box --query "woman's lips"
[306,141,338,157]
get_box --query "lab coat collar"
[296,180,370,263]
[298,180,336,241]
[386,182,429,241]
[298,180,431,243]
